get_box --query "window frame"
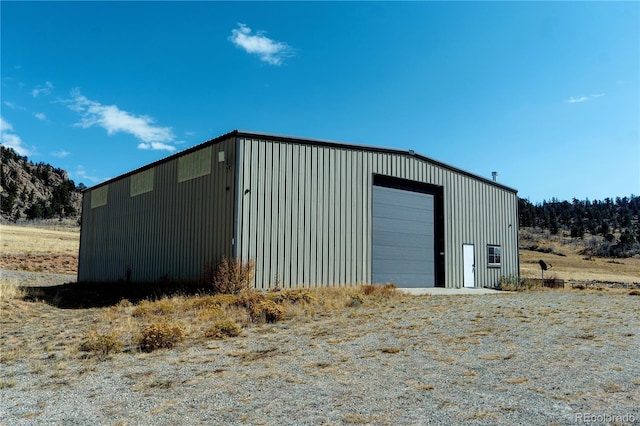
[487,245,502,268]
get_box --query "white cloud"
[138,142,176,151]
[4,101,27,111]
[32,81,54,97]
[66,89,176,152]
[567,96,589,103]
[567,93,605,104]
[0,116,31,156]
[52,150,70,158]
[34,112,48,121]
[229,23,294,66]
[74,165,104,184]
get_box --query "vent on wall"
[130,168,155,197]
[91,185,109,208]
[178,146,212,183]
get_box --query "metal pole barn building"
[78,130,519,289]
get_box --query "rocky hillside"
[0,146,83,223]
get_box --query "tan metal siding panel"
[234,136,518,289]
[79,137,236,283]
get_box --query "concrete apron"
[398,287,506,295]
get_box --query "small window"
[488,245,501,267]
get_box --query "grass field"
[519,228,640,284]
[0,223,79,274]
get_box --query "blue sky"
[1,1,638,203]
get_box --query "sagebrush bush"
[79,332,124,357]
[205,318,242,339]
[137,323,185,352]
[203,257,256,294]
[267,289,315,304]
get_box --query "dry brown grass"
[0,223,79,255]
[0,223,79,273]
[520,228,640,284]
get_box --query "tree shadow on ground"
[20,280,210,309]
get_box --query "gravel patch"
[2,292,639,425]
[0,269,76,287]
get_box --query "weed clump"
[137,323,185,352]
[497,275,524,291]
[361,283,397,297]
[132,298,174,318]
[79,332,124,358]
[205,318,242,339]
[267,289,315,304]
[203,257,256,294]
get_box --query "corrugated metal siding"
[235,137,518,289]
[78,138,236,282]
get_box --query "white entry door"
[463,244,475,288]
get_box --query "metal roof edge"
[82,130,239,192]
[235,130,518,194]
[83,129,517,195]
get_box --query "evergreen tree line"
[1,146,80,220]
[518,196,640,257]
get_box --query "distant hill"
[0,146,83,223]
[518,196,640,258]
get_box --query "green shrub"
[137,323,185,352]
[79,332,124,358]
[205,318,242,339]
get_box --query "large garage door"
[372,185,435,287]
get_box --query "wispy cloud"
[52,150,70,158]
[34,112,48,121]
[3,101,25,110]
[229,23,294,66]
[32,81,54,98]
[0,116,31,156]
[567,93,605,104]
[66,89,176,152]
[74,165,104,184]
[138,142,176,151]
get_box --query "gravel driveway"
[2,290,639,425]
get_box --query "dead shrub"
[132,298,174,318]
[267,289,315,304]
[251,300,285,324]
[202,257,256,294]
[573,283,586,290]
[362,283,397,297]
[361,285,377,295]
[79,332,124,358]
[205,318,242,339]
[629,290,640,296]
[136,323,185,352]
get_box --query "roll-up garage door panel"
[372,185,435,287]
